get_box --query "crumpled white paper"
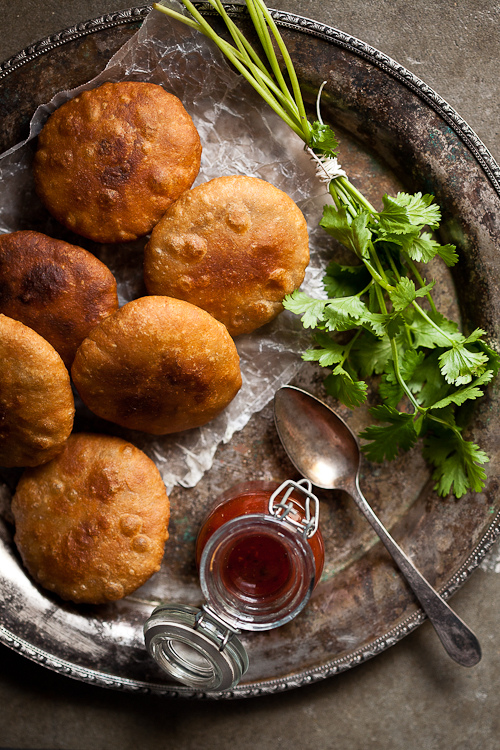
[0,5,332,491]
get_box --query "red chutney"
[195,481,324,591]
[222,532,293,600]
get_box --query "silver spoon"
[273,385,481,667]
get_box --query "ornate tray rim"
[1,4,500,699]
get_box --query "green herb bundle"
[154,0,498,497]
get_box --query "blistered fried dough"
[143,175,310,336]
[12,433,170,604]
[0,315,74,467]
[33,81,202,243]
[71,296,242,434]
[0,231,119,367]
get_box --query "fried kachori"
[33,81,202,243]
[71,295,242,434]
[0,230,119,367]
[0,314,74,467]
[12,432,170,604]
[143,175,310,336]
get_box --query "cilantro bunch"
[285,181,498,497]
[154,0,497,497]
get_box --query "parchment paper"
[0,4,331,491]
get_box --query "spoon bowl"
[274,386,360,491]
[274,384,482,667]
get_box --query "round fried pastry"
[144,175,310,335]
[12,433,170,604]
[71,296,242,434]
[0,231,119,367]
[0,314,74,467]
[33,81,202,243]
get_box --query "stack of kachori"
[2,76,312,606]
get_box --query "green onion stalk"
[153,0,498,497]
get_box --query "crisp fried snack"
[0,314,74,467]
[0,231,119,367]
[71,295,242,434]
[12,433,170,604]
[33,81,202,243]
[143,175,310,335]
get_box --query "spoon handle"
[350,481,481,667]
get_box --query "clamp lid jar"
[144,479,324,691]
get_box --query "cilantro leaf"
[350,331,394,376]
[477,340,500,377]
[376,226,421,251]
[360,405,418,462]
[409,310,459,349]
[399,348,427,380]
[302,332,345,368]
[377,193,441,236]
[438,342,489,385]
[283,291,366,333]
[379,372,405,408]
[323,366,368,408]
[323,261,370,298]
[464,328,488,344]
[429,370,494,409]
[408,350,450,406]
[379,349,426,408]
[377,196,414,235]
[362,311,391,337]
[283,291,326,329]
[309,121,339,157]
[320,206,372,259]
[423,432,489,497]
[322,296,367,332]
[388,277,435,311]
[403,231,458,266]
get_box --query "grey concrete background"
[1,2,499,749]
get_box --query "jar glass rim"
[198,513,316,631]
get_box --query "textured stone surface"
[1,2,500,749]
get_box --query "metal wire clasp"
[268,478,320,539]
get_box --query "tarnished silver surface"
[0,5,499,699]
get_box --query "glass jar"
[144,478,324,692]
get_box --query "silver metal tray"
[1,4,500,699]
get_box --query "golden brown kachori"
[0,314,74,467]
[143,175,310,335]
[33,81,202,243]
[0,230,119,367]
[71,295,242,434]
[12,432,170,604]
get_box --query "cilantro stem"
[337,176,377,214]
[361,258,391,290]
[426,411,462,440]
[372,247,391,284]
[340,329,362,369]
[249,0,311,141]
[328,181,358,220]
[374,279,420,411]
[390,338,421,411]
[245,0,292,104]
[153,1,306,138]
[406,258,438,314]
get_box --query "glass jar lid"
[143,603,249,692]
